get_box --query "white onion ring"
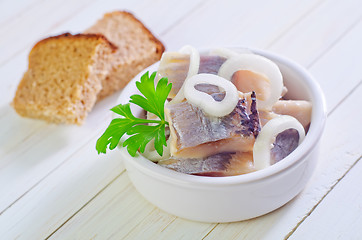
[184,74,239,117]
[209,47,253,59]
[253,115,305,170]
[142,138,171,162]
[179,45,200,78]
[169,46,200,105]
[218,54,283,110]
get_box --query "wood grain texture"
[309,18,362,112]
[290,155,362,240]
[269,0,362,67]
[0,139,124,239]
[161,0,324,50]
[1,0,362,239]
[0,0,98,66]
[0,0,45,25]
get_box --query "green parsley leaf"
[96,71,172,157]
[130,71,171,120]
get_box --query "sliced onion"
[142,138,171,162]
[168,45,200,105]
[184,74,239,117]
[253,115,305,170]
[218,54,283,110]
[209,47,253,59]
[179,45,200,78]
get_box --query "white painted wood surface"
[0,0,361,239]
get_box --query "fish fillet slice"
[159,152,255,177]
[157,52,189,97]
[157,54,226,98]
[165,96,260,158]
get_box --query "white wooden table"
[1,0,362,239]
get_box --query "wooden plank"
[0,0,99,66]
[48,171,216,240]
[0,0,44,25]
[308,18,362,112]
[290,155,362,240]
[55,0,205,36]
[269,0,362,67]
[203,82,362,239]
[161,0,324,51]
[48,172,156,240]
[0,138,125,240]
[0,95,118,213]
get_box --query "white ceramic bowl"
[117,48,327,223]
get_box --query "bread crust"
[32,32,118,52]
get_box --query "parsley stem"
[128,118,169,125]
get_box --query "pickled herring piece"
[270,129,299,164]
[198,55,226,74]
[157,52,190,98]
[253,115,305,170]
[159,152,255,177]
[165,94,260,158]
[272,100,312,130]
[157,53,227,98]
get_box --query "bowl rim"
[117,47,327,186]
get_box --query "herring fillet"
[165,95,260,159]
[157,54,226,98]
[157,52,189,97]
[159,152,255,177]
[198,55,226,74]
[270,128,299,164]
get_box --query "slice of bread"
[85,11,165,100]
[12,33,117,125]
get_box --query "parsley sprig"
[96,71,172,157]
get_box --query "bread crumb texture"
[85,11,165,100]
[12,33,116,125]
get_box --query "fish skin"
[270,128,299,164]
[198,55,226,74]
[157,54,226,98]
[272,100,312,130]
[157,52,189,97]
[194,83,226,101]
[158,152,255,177]
[165,95,260,158]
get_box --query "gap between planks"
[265,0,327,50]
[282,81,362,238]
[327,79,362,117]
[0,0,46,25]
[305,14,362,69]
[45,170,126,240]
[201,224,219,240]
[0,120,110,216]
[0,0,99,68]
[284,155,362,239]
[159,0,207,37]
